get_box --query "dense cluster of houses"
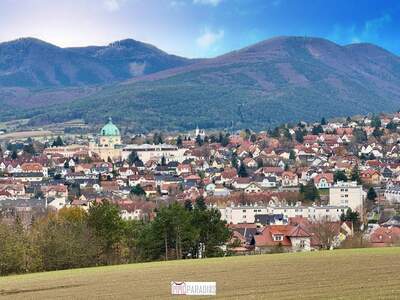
[1,112,400,251]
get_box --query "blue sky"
[0,0,399,58]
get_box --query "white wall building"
[384,185,400,204]
[121,144,189,163]
[219,202,349,224]
[329,181,365,213]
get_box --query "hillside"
[0,38,190,87]
[0,248,399,299]
[3,36,400,130]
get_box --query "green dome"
[101,117,120,136]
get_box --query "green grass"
[0,247,399,299]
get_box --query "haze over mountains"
[1,36,400,131]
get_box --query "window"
[273,235,283,241]
[299,240,306,248]
[242,209,246,212]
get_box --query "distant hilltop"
[1,36,400,131]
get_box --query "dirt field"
[0,247,399,299]
[0,130,54,140]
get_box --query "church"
[90,117,122,161]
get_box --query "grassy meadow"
[0,247,399,299]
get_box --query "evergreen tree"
[367,187,377,202]
[334,170,348,182]
[386,121,397,132]
[11,150,18,160]
[312,125,324,135]
[52,136,64,147]
[153,132,163,145]
[176,135,183,147]
[350,166,361,184]
[340,208,361,231]
[371,115,381,128]
[23,143,36,155]
[295,130,304,143]
[354,128,367,143]
[127,151,141,165]
[87,201,126,263]
[184,199,193,211]
[195,135,203,146]
[289,150,296,160]
[372,127,383,138]
[321,117,327,125]
[237,162,248,177]
[195,196,207,211]
[131,184,146,196]
[160,156,166,166]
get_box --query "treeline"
[0,199,230,276]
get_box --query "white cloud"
[196,28,224,48]
[193,0,223,7]
[329,14,391,45]
[170,0,186,7]
[103,0,125,12]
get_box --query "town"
[0,112,400,274]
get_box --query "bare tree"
[310,220,339,250]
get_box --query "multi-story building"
[329,181,365,213]
[121,144,189,163]
[219,202,349,224]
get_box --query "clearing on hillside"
[0,247,399,299]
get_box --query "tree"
[184,199,193,211]
[219,132,230,147]
[131,184,145,196]
[127,151,141,165]
[300,181,320,202]
[0,222,41,275]
[289,150,296,160]
[195,135,203,146]
[353,128,367,143]
[312,125,323,135]
[23,143,36,155]
[11,150,18,160]
[52,136,64,147]
[367,187,377,202]
[386,121,397,132]
[372,127,383,138]
[334,170,348,182]
[195,196,207,211]
[32,211,98,271]
[340,209,361,231]
[176,135,183,147]
[153,132,163,145]
[320,117,327,125]
[237,162,248,177]
[231,152,238,169]
[191,208,231,258]
[310,221,339,250]
[350,166,361,184]
[371,115,381,128]
[295,130,304,143]
[160,155,166,166]
[87,201,126,264]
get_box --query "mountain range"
[2,36,400,131]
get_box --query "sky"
[0,0,399,58]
